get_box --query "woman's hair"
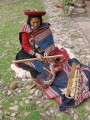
[27,16,42,25]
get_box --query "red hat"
[24,10,46,16]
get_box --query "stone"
[9,82,18,90]
[35,90,43,98]
[11,112,17,117]
[25,99,30,104]
[46,111,51,116]
[0,105,3,110]
[10,117,17,120]
[17,89,22,94]
[36,101,41,104]
[85,105,90,111]
[24,112,30,116]
[30,88,36,94]
[9,105,18,111]
[7,90,12,95]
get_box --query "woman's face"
[30,17,41,30]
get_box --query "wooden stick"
[29,82,36,90]
[12,54,63,63]
[66,62,77,96]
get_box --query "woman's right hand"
[35,53,43,61]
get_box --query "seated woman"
[11,10,90,116]
[12,10,70,82]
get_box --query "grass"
[0,0,46,120]
[0,0,47,84]
[69,34,80,40]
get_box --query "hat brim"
[24,10,46,16]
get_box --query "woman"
[15,10,70,85]
[12,10,90,117]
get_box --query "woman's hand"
[35,53,43,61]
[44,52,48,57]
[44,52,53,62]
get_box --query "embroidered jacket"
[19,23,55,55]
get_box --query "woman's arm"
[22,32,43,60]
[22,32,33,54]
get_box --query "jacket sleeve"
[21,32,33,54]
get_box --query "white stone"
[7,90,12,95]
[9,105,18,111]
[30,88,36,94]
[36,101,41,104]
[25,99,30,104]
[88,115,90,120]
[35,90,43,98]
[46,111,51,116]
[24,112,30,116]
[17,89,22,94]
[50,109,54,114]
[10,117,17,120]
[11,112,17,117]
[29,96,33,100]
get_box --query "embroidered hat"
[24,10,46,16]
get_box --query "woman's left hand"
[35,53,43,61]
[44,52,53,62]
[44,52,48,57]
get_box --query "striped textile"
[42,58,90,111]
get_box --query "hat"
[24,10,46,16]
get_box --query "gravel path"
[43,0,90,66]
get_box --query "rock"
[10,117,17,120]
[40,113,46,117]
[35,90,43,98]
[7,90,12,95]
[88,115,90,120]
[0,105,3,110]
[29,96,33,100]
[30,88,36,94]
[9,105,18,111]
[16,83,22,88]
[22,79,27,82]
[11,112,17,117]
[4,111,10,116]
[42,95,48,100]
[37,91,43,98]
[25,85,30,89]
[9,82,18,90]
[36,101,41,104]
[0,115,3,120]
[0,110,3,119]
[17,89,22,94]
[46,111,51,116]
[0,110,2,114]
[50,109,54,114]
[25,99,30,104]
[24,112,30,116]
[85,105,90,111]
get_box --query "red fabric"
[22,32,32,54]
[24,10,46,16]
[49,47,70,60]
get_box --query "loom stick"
[66,62,77,96]
[12,54,63,63]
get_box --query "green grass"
[69,34,80,40]
[19,110,40,120]
[0,0,47,84]
[0,0,46,120]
